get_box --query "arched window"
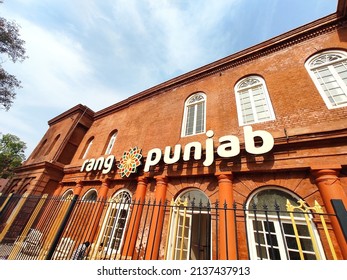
[181,93,206,137]
[82,189,97,202]
[61,189,73,199]
[105,131,118,155]
[31,139,47,159]
[44,134,60,156]
[166,189,211,260]
[81,136,94,159]
[97,190,132,256]
[246,186,325,260]
[305,50,347,109]
[235,76,275,125]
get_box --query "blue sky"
[0,0,338,158]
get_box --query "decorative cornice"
[14,161,65,173]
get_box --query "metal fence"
[0,192,343,260]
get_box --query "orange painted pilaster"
[74,180,83,196]
[312,169,347,259]
[216,172,237,260]
[98,178,110,199]
[122,176,148,259]
[145,176,168,260]
[87,178,110,245]
[53,182,63,196]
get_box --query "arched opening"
[166,188,211,260]
[82,189,97,202]
[96,189,132,257]
[246,186,326,260]
[61,189,73,199]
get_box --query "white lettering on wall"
[243,126,274,154]
[80,155,115,174]
[80,126,275,174]
[143,126,274,172]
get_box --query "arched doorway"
[166,188,211,260]
[96,189,132,257]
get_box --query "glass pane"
[334,62,347,77]
[181,249,188,260]
[185,105,195,135]
[239,89,255,124]
[283,223,294,235]
[296,224,310,237]
[241,100,251,109]
[300,238,314,251]
[324,80,340,89]
[264,221,275,233]
[243,107,253,115]
[285,236,298,249]
[256,245,268,259]
[289,250,301,260]
[179,189,210,206]
[304,252,317,260]
[268,248,280,260]
[336,62,347,85]
[252,86,264,98]
[334,93,347,102]
[190,213,210,260]
[254,232,265,244]
[249,189,297,213]
[195,102,205,134]
[241,101,251,110]
[257,111,271,121]
[243,115,254,124]
[253,220,263,231]
[317,68,333,79]
[266,233,278,246]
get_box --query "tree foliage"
[0,0,27,110]
[0,133,26,178]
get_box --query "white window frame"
[105,131,118,155]
[97,190,132,256]
[235,76,275,126]
[305,50,347,109]
[82,137,94,159]
[61,189,73,199]
[246,187,326,260]
[181,93,206,137]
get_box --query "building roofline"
[50,1,345,121]
[94,8,345,120]
[48,104,95,126]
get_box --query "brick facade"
[2,2,347,260]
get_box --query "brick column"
[74,180,83,196]
[98,178,110,199]
[145,176,168,260]
[53,182,63,196]
[88,178,110,247]
[312,168,347,259]
[122,176,148,259]
[216,172,237,260]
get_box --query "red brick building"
[1,0,347,260]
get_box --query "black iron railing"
[0,193,343,260]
